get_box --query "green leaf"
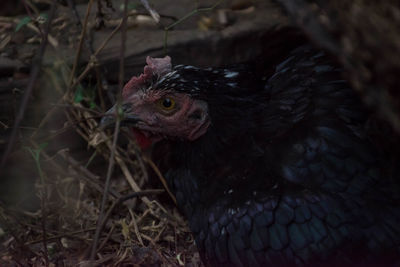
[74,85,84,103]
[38,142,48,150]
[120,3,138,11]
[128,3,139,10]
[37,13,48,24]
[39,13,48,20]
[26,147,40,161]
[15,17,31,32]
[25,143,47,161]
[117,105,124,118]
[89,101,97,109]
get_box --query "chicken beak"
[100,103,140,129]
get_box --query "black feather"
[150,45,400,266]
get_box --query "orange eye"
[157,97,176,111]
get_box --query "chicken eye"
[157,97,176,111]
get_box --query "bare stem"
[89,0,129,261]
[68,0,94,92]
[163,0,224,53]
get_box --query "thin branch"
[69,20,123,90]
[22,0,41,36]
[0,1,56,175]
[24,228,97,245]
[66,0,83,26]
[90,0,129,260]
[128,208,144,245]
[96,224,115,252]
[68,0,108,111]
[165,1,223,31]
[163,0,224,53]
[144,156,176,204]
[115,151,153,207]
[68,0,94,91]
[57,149,122,199]
[50,103,102,114]
[38,154,49,266]
[118,3,129,93]
[95,66,106,111]
[140,0,160,23]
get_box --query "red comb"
[122,56,172,98]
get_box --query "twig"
[64,109,90,142]
[50,103,102,114]
[22,0,41,37]
[127,144,149,188]
[26,144,49,265]
[68,105,99,137]
[57,149,122,199]
[128,209,144,246]
[66,0,83,26]
[90,0,129,260]
[69,20,123,90]
[92,189,164,257]
[163,0,224,53]
[118,1,128,93]
[67,0,110,116]
[26,22,59,48]
[144,157,176,204]
[121,189,164,204]
[67,0,108,111]
[153,225,166,243]
[85,149,97,168]
[33,114,103,144]
[0,1,56,175]
[140,0,160,23]
[22,0,40,17]
[68,0,95,92]
[95,66,106,111]
[96,224,115,252]
[94,21,124,57]
[24,228,97,245]
[115,153,152,207]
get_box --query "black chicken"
[101,44,400,266]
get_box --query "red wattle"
[132,129,152,150]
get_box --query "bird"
[100,42,400,266]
